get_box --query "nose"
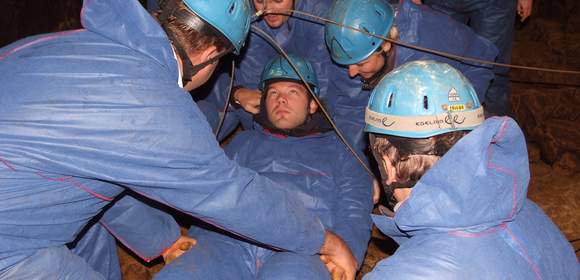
[275,93,287,104]
[384,176,397,186]
[348,65,359,78]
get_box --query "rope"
[250,26,376,178]
[260,9,580,75]
[214,59,236,138]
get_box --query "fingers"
[321,255,346,280]
[235,88,262,114]
[331,266,346,280]
[178,236,197,250]
[517,0,533,22]
[163,236,197,264]
[243,102,260,114]
[320,231,357,280]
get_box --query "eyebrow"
[268,84,306,91]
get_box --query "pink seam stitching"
[35,172,113,201]
[128,188,283,251]
[0,157,17,171]
[449,223,506,238]
[487,118,517,220]
[80,0,88,28]
[448,118,542,278]
[0,154,113,201]
[505,227,543,279]
[0,29,86,61]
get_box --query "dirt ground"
[119,8,580,279]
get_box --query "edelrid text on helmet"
[182,0,251,54]
[365,60,485,138]
[260,54,319,96]
[325,0,395,65]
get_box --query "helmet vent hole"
[387,92,394,108]
[423,96,429,110]
[361,26,370,35]
[228,3,235,14]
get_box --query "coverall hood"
[374,117,529,236]
[82,0,178,80]
[366,117,578,280]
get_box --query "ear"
[198,45,218,63]
[381,154,398,184]
[308,98,318,114]
[380,41,392,53]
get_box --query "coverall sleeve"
[453,33,498,101]
[303,1,333,98]
[23,83,325,255]
[99,194,180,262]
[330,148,374,265]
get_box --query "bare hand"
[319,231,357,280]
[234,88,261,114]
[517,0,533,22]
[320,255,346,280]
[162,235,197,264]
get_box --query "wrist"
[320,230,336,255]
[230,85,243,107]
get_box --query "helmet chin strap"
[159,0,233,85]
[164,27,233,85]
[362,47,395,91]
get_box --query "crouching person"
[155,55,374,280]
[363,61,578,279]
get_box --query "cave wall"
[511,0,580,169]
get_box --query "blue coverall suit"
[325,0,499,162]
[365,117,579,280]
[424,0,517,116]
[155,115,374,279]
[198,0,373,160]
[0,0,327,278]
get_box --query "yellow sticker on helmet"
[448,104,466,112]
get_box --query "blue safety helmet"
[259,54,319,95]
[325,0,395,65]
[183,0,251,54]
[365,61,485,138]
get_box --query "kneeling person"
[363,61,578,279]
[155,55,374,280]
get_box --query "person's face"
[182,46,219,91]
[380,154,412,203]
[348,51,385,79]
[253,0,294,29]
[265,81,318,130]
[185,60,218,90]
[380,154,398,186]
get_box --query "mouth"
[360,72,374,79]
[273,106,291,117]
[275,109,290,116]
[265,15,280,22]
